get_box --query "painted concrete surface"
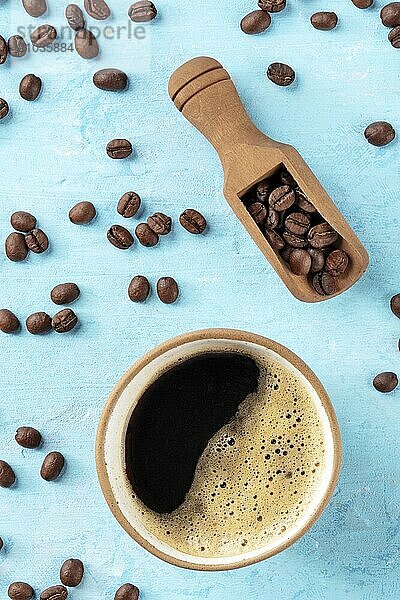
[0,0,399,598]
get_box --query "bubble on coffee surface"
[130,351,326,558]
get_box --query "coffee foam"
[128,348,327,559]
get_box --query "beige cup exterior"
[96,329,341,571]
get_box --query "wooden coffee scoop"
[168,56,369,302]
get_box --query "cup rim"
[96,328,342,571]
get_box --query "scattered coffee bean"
[308,222,338,248]
[0,460,15,488]
[128,1,157,22]
[248,202,267,224]
[51,283,80,305]
[26,312,52,335]
[22,0,47,17]
[266,209,280,229]
[107,225,134,249]
[388,25,400,47]
[364,121,395,146]
[117,192,141,217]
[74,29,99,59]
[31,25,57,48]
[106,139,133,159]
[325,249,349,277]
[289,249,312,276]
[52,309,78,333]
[157,277,179,304]
[241,10,271,35]
[0,537,3,551]
[5,232,29,262]
[15,427,42,449]
[179,209,207,234]
[128,275,150,302]
[258,0,286,12]
[264,229,285,250]
[267,62,295,87]
[0,309,20,333]
[65,4,85,31]
[269,186,296,211]
[19,74,42,101]
[40,585,68,600]
[0,35,7,64]
[93,69,128,91]
[0,98,9,120]
[135,223,159,246]
[25,229,49,253]
[297,190,317,213]
[8,582,34,600]
[60,558,84,587]
[373,371,398,393]
[312,271,336,296]
[391,293,400,318]
[285,212,310,236]
[69,201,96,224]
[114,584,140,600]
[10,211,37,232]
[283,229,308,248]
[381,3,400,27]
[307,248,325,273]
[310,12,338,30]
[351,0,373,7]
[84,0,110,20]
[40,452,65,481]
[147,212,172,235]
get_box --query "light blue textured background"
[1,1,399,598]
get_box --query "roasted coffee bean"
[241,10,271,35]
[265,229,285,250]
[51,283,80,305]
[93,69,128,91]
[0,309,20,334]
[147,212,172,235]
[128,275,150,302]
[114,584,140,600]
[60,558,84,587]
[307,248,325,273]
[269,186,296,211]
[283,230,308,248]
[128,1,157,22]
[0,98,9,120]
[179,209,207,234]
[65,4,85,30]
[25,229,48,253]
[255,179,273,202]
[31,25,57,48]
[19,74,42,101]
[325,249,349,277]
[388,25,400,47]
[267,62,295,87]
[69,201,96,224]
[23,0,47,17]
[8,582,34,600]
[5,232,29,262]
[381,3,400,26]
[280,245,292,262]
[40,452,65,481]
[107,225,134,249]
[117,192,141,217]
[373,371,398,393]
[258,0,286,12]
[157,277,179,304]
[248,202,267,224]
[52,309,78,333]
[310,12,338,30]
[364,121,395,146]
[135,223,159,246]
[11,211,36,232]
[74,29,99,59]
[266,209,280,229]
[308,222,338,248]
[106,139,132,159]
[26,312,52,335]
[280,169,296,187]
[0,537,3,551]
[289,249,312,276]
[15,427,42,449]
[84,0,110,20]
[351,0,373,7]
[40,585,68,600]
[390,293,400,317]
[296,190,317,213]
[0,35,7,64]
[8,35,28,58]
[0,460,15,488]
[312,271,336,296]
[285,212,310,236]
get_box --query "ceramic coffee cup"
[96,328,341,571]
